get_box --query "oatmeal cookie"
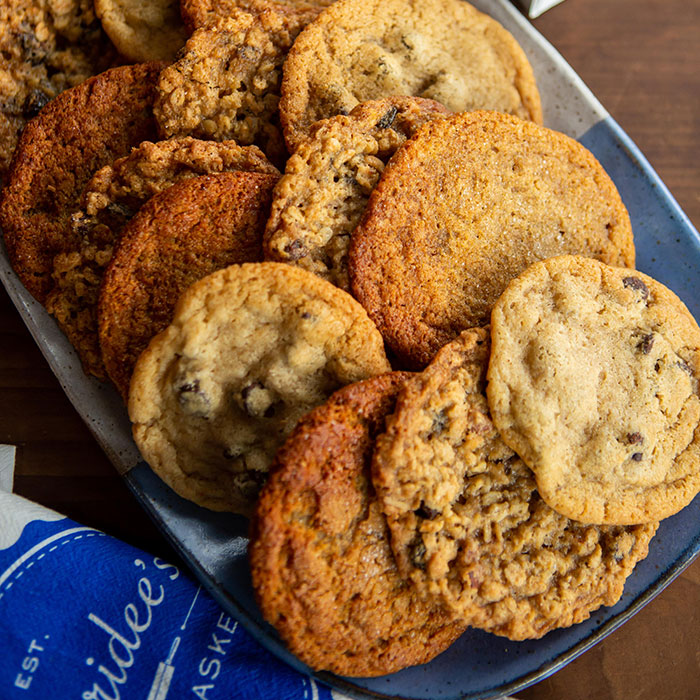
[487,255,700,525]
[0,0,118,182]
[263,96,450,290]
[250,372,466,675]
[95,0,187,62]
[129,262,391,516]
[349,110,635,369]
[279,0,542,152]
[155,7,306,166]
[179,0,332,33]
[45,137,276,379]
[99,171,278,401]
[0,62,163,303]
[373,328,658,639]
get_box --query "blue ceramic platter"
[2,1,700,698]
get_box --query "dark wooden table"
[1,0,699,697]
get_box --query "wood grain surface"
[1,0,698,697]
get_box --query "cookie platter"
[2,0,700,698]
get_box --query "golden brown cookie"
[487,255,700,525]
[279,0,542,152]
[373,328,658,639]
[99,170,279,401]
[179,0,331,33]
[0,62,163,303]
[44,137,277,379]
[250,372,466,675]
[95,0,188,62]
[155,7,306,165]
[129,262,391,516]
[0,0,119,182]
[349,110,635,369]
[263,96,450,290]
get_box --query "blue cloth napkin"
[0,492,340,700]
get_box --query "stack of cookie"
[249,256,700,676]
[1,0,548,503]
[2,0,700,680]
[249,322,662,674]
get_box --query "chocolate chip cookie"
[373,328,658,639]
[155,7,307,165]
[263,96,450,290]
[250,372,466,675]
[0,62,163,303]
[99,170,278,400]
[349,110,635,369]
[279,0,542,151]
[129,262,391,516]
[487,255,700,525]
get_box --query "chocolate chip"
[428,409,448,439]
[17,28,48,65]
[283,239,306,261]
[375,106,399,130]
[409,537,427,570]
[626,432,644,445]
[248,469,267,486]
[301,311,313,320]
[178,380,200,394]
[106,201,135,220]
[608,536,627,561]
[676,359,693,375]
[631,452,643,462]
[637,333,654,354]
[495,455,514,463]
[415,502,439,520]
[177,379,210,417]
[497,456,516,476]
[623,276,649,301]
[22,89,50,118]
